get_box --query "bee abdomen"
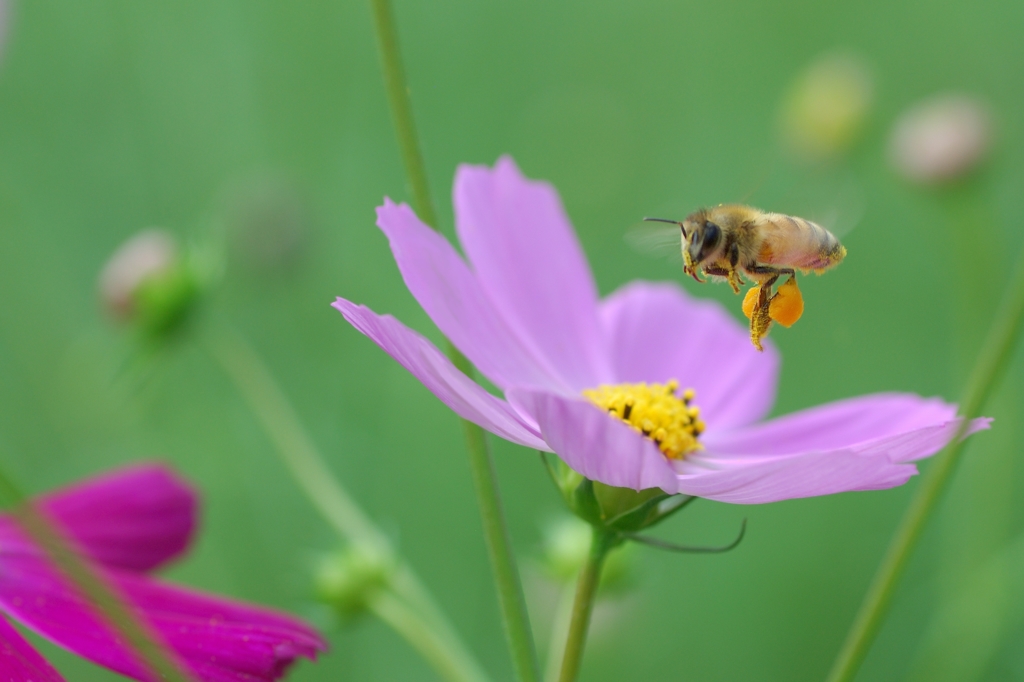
[762,214,845,270]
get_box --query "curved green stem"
[205,324,490,682]
[558,528,617,682]
[826,243,1024,682]
[207,324,385,552]
[0,469,193,682]
[370,589,489,682]
[368,2,540,681]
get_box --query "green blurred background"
[1,0,1023,680]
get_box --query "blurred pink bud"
[889,94,992,184]
[98,229,178,320]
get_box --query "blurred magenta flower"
[333,157,989,504]
[0,464,326,681]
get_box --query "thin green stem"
[0,469,193,682]
[544,582,577,682]
[207,324,385,552]
[206,324,491,682]
[826,243,1024,682]
[369,2,540,680]
[370,589,489,682]
[369,0,438,228]
[458,399,540,682]
[558,528,617,682]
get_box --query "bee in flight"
[645,205,847,351]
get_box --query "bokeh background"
[1,1,1023,680]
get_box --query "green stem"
[207,324,385,552]
[558,528,616,682]
[826,243,1024,682]
[206,324,491,682]
[544,582,577,682]
[457,396,540,682]
[369,2,540,681]
[370,589,489,682]
[0,470,193,682]
[369,0,438,229]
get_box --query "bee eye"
[700,222,721,256]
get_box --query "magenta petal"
[599,281,778,430]
[0,617,65,682]
[34,464,196,572]
[509,388,680,492]
[376,198,567,392]
[704,393,981,456]
[115,574,325,682]
[454,157,610,390]
[333,299,549,450]
[673,449,918,504]
[0,548,324,682]
[0,550,156,681]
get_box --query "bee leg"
[749,283,773,351]
[744,268,784,351]
[727,269,745,295]
[703,265,745,294]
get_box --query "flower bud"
[889,94,992,184]
[98,229,214,339]
[314,545,393,620]
[99,229,178,320]
[780,52,873,162]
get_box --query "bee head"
[682,213,723,267]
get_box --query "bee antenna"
[644,216,687,238]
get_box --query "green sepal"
[592,483,665,528]
[570,478,603,526]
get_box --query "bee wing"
[624,221,682,262]
[809,185,864,240]
[784,175,865,240]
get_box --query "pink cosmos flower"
[0,464,326,681]
[333,157,989,504]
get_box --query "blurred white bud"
[98,229,178,320]
[780,52,873,162]
[889,94,992,184]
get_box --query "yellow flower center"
[582,380,704,459]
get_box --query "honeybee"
[645,205,846,351]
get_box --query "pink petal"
[34,464,196,573]
[454,157,610,390]
[333,299,548,450]
[376,198,568,392]
[599,281,778,430]
[703,393,980,457]
[508,388,680,493]
[0,548,325,682]
[673,448,918,504]
[0,616,65,682]
[676,393,993,504]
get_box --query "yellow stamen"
[582,380,703,459]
